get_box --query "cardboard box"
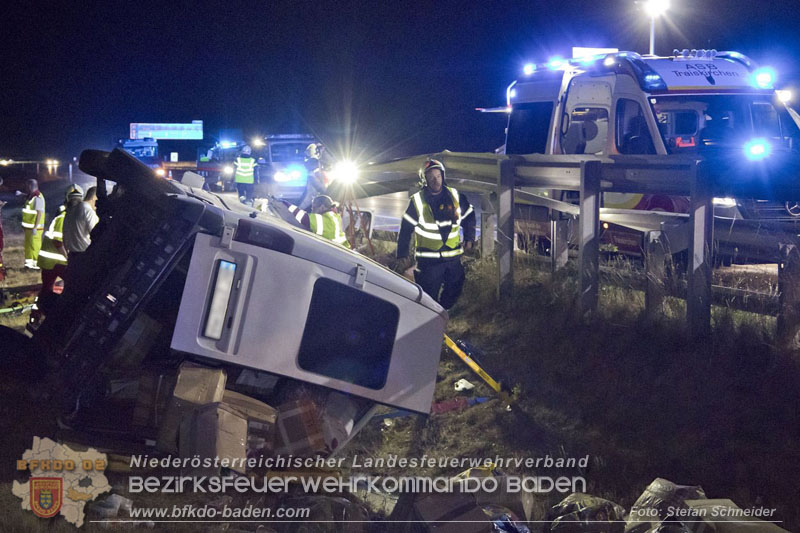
[234,369,280,398]
[222,389,278,458]
[172,362,226,404]
[179,402,248,474]
[413,493,491,533]
[276,399,325,457]
[320,391,359,452]
[156,397,198,453]
[155,363,227,453]
[132,370,177,429]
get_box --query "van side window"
[616,99,656,154]
[560,107,609,154]
[297,278,399,390]
[506,102,554,154]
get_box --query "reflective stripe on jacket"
[407,187,464,259]
[22,194,45,230]
[288,205,350,248]
[234,157,256,184]
[37,207,67,269]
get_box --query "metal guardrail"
[358,152,800,344]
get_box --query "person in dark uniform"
[395,159,476,309]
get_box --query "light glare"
[743,139,771,161]
[753,67,776,89]
[330,160,360,185]
[644,0,670,17]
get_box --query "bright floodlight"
[330,160,359,185]
[223,165,234,175]
[644,0,670,17]
[743,138,771,161]
[523,63,535,75]
[777,89,793,103]
[252,138,265,147]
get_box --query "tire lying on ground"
[0,325,46,382]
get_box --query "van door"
[558,76,613,155]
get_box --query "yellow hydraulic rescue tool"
[443,334,513,406]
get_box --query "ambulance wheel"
[0,325,45,383]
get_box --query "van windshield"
[650,94,800,153]
[269,142,307,163]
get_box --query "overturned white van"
[29,148,446,436]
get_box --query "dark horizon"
[3,0,800,162]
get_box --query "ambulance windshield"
[650,94,800,153]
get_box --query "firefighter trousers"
[24,229,42,263]
[414,257,465,310]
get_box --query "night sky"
[3,0,800,162]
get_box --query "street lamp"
[643,0,670,55]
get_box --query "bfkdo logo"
[30,478,62,518]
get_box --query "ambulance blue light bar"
[752,67,776,89]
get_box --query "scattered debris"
[548,493,626,532]
[431,396,489,414]
[87,493,133,519]
[625,477,706,532]
[454,378,475,392]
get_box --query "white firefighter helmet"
[306,143,322,160]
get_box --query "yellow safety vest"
[234,157,256,184]
[37,207,67,270]
[22,194,45,230]
[406,187,470,259]
[288,205,350,248]
[309,211,350,248]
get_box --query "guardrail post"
[778,244,800,348]
[645,230,667,317]
[497,159,515,300]
[579,160,601,313]
[481,212,496,256]
[551,214,569,272]
[687,162,713,338]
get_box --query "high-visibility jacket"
[22,193,45,230]
[234,157,256,184]
[406,187,471,259]
[288,204,350,248]
[37,206,67,270]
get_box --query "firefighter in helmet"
[395,159,476,309]
[299,143,329,210]
[281,194,350,248]
[234,144,257,206]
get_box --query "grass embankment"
[348,251,800,528]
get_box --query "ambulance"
[503,48,800,257]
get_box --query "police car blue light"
[743,138,771,161]
[547,58,566,70]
